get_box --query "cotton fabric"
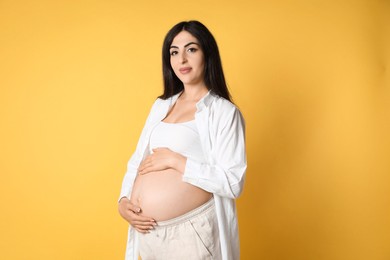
[119,91,246,260]
[149,120,205,163]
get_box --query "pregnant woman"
[118,20,246,260]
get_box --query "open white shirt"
[120,91,247,260]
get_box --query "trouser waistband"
[156,198,215,228]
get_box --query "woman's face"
[170,30,206,88]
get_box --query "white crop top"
[149,120,206,163]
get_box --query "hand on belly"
[130,169,211,221]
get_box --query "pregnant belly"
[130,169,212,221]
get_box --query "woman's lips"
[179,67,192,74]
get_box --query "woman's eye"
[187,47,197,53]
[170,51,178,56]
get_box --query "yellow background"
[1,0,389,259]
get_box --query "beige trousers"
[138,198,222,260]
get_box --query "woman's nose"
[180,52,187,63]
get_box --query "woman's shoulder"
[151,96,171,109]
[142,97,170,121]
[209,93,241,115]
[202,94,245,134]
[206,94,245,129]
[154,92,181,107]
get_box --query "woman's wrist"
[118,196,128,203]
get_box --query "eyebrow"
[170,42,200,49]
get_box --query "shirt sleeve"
[182,106,247,199]
[118,99,160,201]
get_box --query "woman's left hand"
[138,148,186,175]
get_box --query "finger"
[138,161,148,171]
[133,224,151,231]
[138,164,154,175]
[121,200,141,213]
[127,212,156,223]
[134,227,150,233]
[132,221,156,231]
[138,161,152,171]
[127,203,141,213]
[124,214,155,226]
[125,216,156,228]
[132,221,157,228]
[129,215,156,224]
[139,166,155,175]
[138,158,154,172]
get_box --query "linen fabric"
[139,198,221,260]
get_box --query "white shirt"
[120,91,247,260]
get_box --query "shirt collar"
[169,90,215,111]
[196,90,214,110]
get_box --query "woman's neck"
[180,86,209,102]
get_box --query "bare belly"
[130,169,212,221]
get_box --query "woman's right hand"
[118,197,157,233]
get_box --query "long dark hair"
[159,20,232,102]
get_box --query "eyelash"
[170,47,198,56]
[187,47,197,53]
